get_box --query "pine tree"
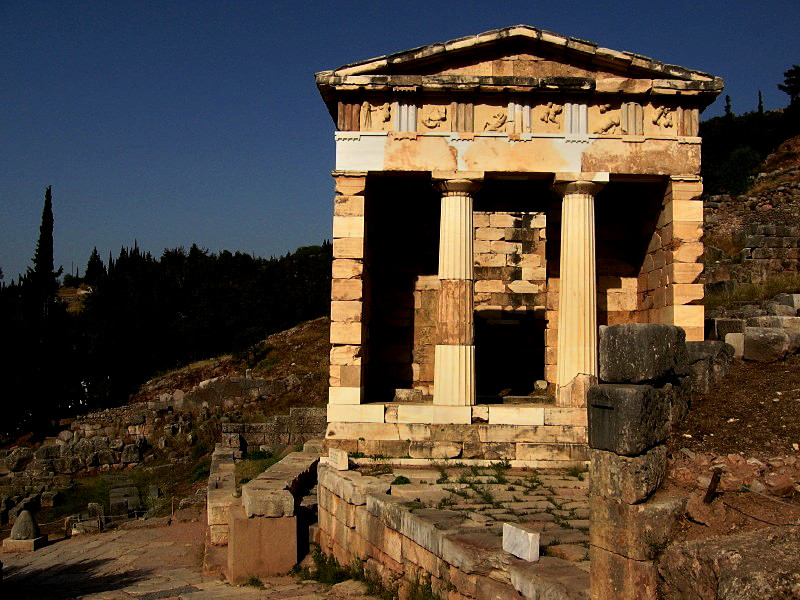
[778,64,800,106]
[724,95,732,117]
[85,247,106,286]
[758,90,764,114]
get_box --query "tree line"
[701,65,800,195]
[0,190,332,439]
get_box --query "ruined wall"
[0,376,325,497]
[220,407,326,450]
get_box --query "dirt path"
[1,508,373,599]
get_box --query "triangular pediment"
[317,25,722,88]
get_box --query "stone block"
[516,443,587,461]
[502,522,540,561]
[333,173,366,195]
[242,482,294,518]
[328,448,349,471]
[408,441,462,459]
[508,557,589,600]
[317,465,390,506]
[590,494,685,560]
[396,405,471,424]
[330,344,362,366]
[2,535,47,552]
[333,237,365,259]
[774,293,800,309]
[357,439,410,456]
[658,525,800,600]
[747,315,800,334]
[327,385,364,405]
[440,529,505,573]
[743,327,790,362]
[488,405,544,426]
[327,403,383,423]
[331,258,363,279]
[332,215,364,238]
[724,332,744,358]
[714,318,745,339]
[599,324,687,383]
[226,505,297,582]
[330,301,363,323]
[589,446,666,504]
[663,262,703,284]
[587,384,670,456]
[330,322,363,345]
[331,279,363,301]
[590,545,659,600]
[325,422,400,441]
[543,407,587,426]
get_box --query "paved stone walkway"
[366,464,591,569]
[1,508,375,599]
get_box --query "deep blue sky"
[2,0,799,281]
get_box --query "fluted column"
[553,173,608,407]
[432,172,482,406]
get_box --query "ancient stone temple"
[316,25,722,464]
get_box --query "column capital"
[332,171,368,196]
[432,171,483,196]
[552,172,609,197]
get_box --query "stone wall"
[704,171,800,286]
[317,463,525,600]
[0,376,325,498]
[637,180,705,341]
[220,407,327,451]
[705,221,800,286]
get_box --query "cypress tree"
[28,186,62,319]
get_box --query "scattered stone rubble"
[704,160,800,286]
[705,292,800,361]
[0,374,326,527]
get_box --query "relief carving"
[541,102,563,125]
[484,109,508,132]
[652,105,674,130]
[361,101,392,130]
[422,105,447,129]
[593,103,621,134]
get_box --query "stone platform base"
[317,462,589,599]
[3,535,48,552]
[326,402,589,467]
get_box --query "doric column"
[432,172,482,406]
[553,173,608,407]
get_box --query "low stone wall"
[205,445,320,583]
[705,293,800,361]
[220,407,326,451]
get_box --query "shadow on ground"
[2,556,156,599]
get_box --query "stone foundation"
[325,403,588,467]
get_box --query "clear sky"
[2,0,799,281]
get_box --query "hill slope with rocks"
[704,135,800,287]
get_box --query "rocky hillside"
[705,135,800,287]
[130,316,330,413]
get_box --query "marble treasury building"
[317,26,722,464]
